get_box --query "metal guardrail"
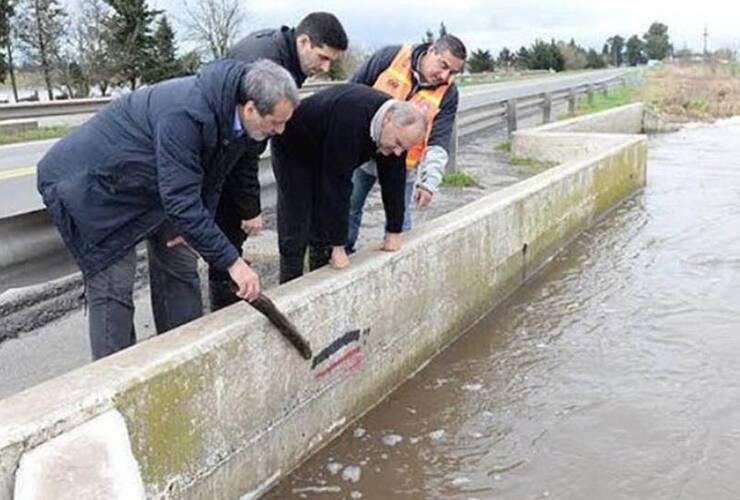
[0,71,616,122]
[0,74,629,288]
[0,81,342,121]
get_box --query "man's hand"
[330,246,350,269]
[240,214,263,236]
[379,232,402,252]
[166,236,186,248]
[228,258,261,302]
[166,236,198,257]
[414,187,433,209]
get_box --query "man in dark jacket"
[346,35,466,253]
[37,59,299,360]
[271,84,427,284]
[209,12,348,310]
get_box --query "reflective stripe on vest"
[373,45,449,170]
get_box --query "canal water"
[266,118,740,500]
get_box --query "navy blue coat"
[37,60,253,277]
[221,26,307,220]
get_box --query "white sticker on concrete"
[14,410,145,500]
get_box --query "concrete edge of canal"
[0,103,648,500]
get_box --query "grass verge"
[0,126,72,145]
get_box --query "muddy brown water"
[265,118,740,500]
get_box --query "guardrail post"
[506,99,518,137]
[568,88,576,114]
[542,92,552,123]
[587,84,595,105]
[446,118,459,172]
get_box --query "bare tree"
[76,0,117,95]
[180,0,244,60]
[16,0,67,100]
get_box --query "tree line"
[0,0,243,101]
[466,22,674,73]
[0,5,681,102]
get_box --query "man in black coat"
[271,84,427,284]
[209,12,348,310]
[37,60,299,360]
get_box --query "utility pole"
[703,24,709,61]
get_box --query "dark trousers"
[272,155,331,284]
[208,195,246,311]
[85,223,202,360]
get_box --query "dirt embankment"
[637,63,740,122]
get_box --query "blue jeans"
[346,167,414,253]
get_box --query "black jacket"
[271,84,408,245]
[37,60,254,277]
[224,27,307,219]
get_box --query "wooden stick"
[245,293,313,360]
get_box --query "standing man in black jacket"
[271,84,427,284]
[37,60,299,360]
[209,12,348,310]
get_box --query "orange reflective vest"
[372,45,449,170]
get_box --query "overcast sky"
[149,0,739,55]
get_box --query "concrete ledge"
[0,104,648,499]
[14,410,145,500]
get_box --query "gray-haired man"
[271,84,427,283]
[37,59,299,359]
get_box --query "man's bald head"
[377,101,427,157]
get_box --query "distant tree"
[177,49,202,75]
[557,39,588,70]
[105,0,160,89]
[606,35,625,66]
[713,48,737,62]
[467,48,494,73]
[422,28,434,44]
[526,39,564,71]
[515,46,530,69]
[625,35,647,66]
[497,47,513,70]
[644,21,672,60]
[181,0,243,60]
[57,61,89,98]
[2,1,18,100]
[422,22,449,44]
[143,15,180,83]
[601,43,609,58]
[16,0,67,100]
[673,47,692,60]
[327,44,367,80]
[585,48,607,69]
[76,0,117,95]
[0,0,10,82]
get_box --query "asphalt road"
[0,68,628,219]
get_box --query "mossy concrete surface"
[0,104,647,500]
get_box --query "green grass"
[0,126,72,145]
[441,170,479,187]
[510,156,558,174]
[494,140,511,152]
[568,85,636,117]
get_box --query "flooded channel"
[266,118,740,500]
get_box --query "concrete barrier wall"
[512,103,645,164]
[0,105,648,500]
